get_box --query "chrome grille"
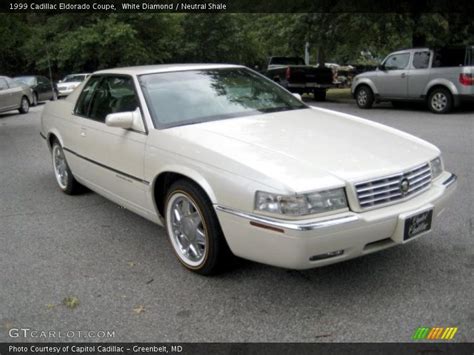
[355,163,432,209]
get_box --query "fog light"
[309,250,344,261]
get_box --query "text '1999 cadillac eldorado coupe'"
[40,64,457,275]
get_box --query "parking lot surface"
[0,99,473,342]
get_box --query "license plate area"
[403,209,433,241]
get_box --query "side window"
[38,77,47,85]
[413,51,431,69]
[383,53,410,70]
[0,79,8,90]
[88,76,139,123]
[6,78,19,88]
[75,76,102,117]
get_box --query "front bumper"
[215,172,457,270]
[57,88,75,97]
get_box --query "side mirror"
[105,108,144,132]
[292,93,302,101]
[58,80,62,83]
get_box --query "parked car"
[352,46,474,113]
[57,73,91,97]
[14,75,57,106]
[41,64,457,275]
[264,56,335,100]
[0,76,33,114]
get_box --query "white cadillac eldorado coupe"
[40,64,457,275]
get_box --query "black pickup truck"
[263,56,335,101]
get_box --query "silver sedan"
[0,76,33,114]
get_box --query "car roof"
[389,48,431,55]
[94,64,243,76]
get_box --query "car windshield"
[139,68,307,129]
[14,76,35,85]
[63,75,87,83]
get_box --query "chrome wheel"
[431,92,447,112]
[52,144,68,190]
[357,89,368,106]
[166,193,207,267]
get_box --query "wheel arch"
[353,79,377,96]
[151,167,218,219]
[424,79,458,98]
[45,130,64,151]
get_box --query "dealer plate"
[403,209,433,241]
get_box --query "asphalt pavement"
[0,99,473,343]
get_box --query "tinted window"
[413,51,431,69]
[0,79,8,90]
[140,68,307,129]
[88,76,138,122]
[14,76,36,86]
[383,53,410,70]
[75,76,102,117]
[432,47,467,67]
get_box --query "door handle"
[401,73,406,78]
[80,128,87,137]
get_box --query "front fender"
[352,77,378,96]
[151,164,218,204]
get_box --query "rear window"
[432,47,470,67]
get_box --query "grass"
[327,88,352,100]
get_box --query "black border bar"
[2,343,474,355]
[2,0,474,13]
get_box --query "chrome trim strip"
[63,147,150,185]
[215,205,359,231]
[442,173,457,187]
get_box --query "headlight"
[255,188,348,216]
[430,157,443,179]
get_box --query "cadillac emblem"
[400,178,410,195]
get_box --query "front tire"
[51,141,82,194]
[428,87,452,114]
[355,85,374,109]
[165,179,231,275]
[18,96,29,114]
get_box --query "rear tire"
[18,96,29,114]
[428,87,452,114]
[51,140,82,195]
[32,92,38,106]
[165,179,232,275]
[313,89,327,101]
[355,85,374,109]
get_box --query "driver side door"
[72,75,150,215]
[375,52,411,99]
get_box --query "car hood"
[164,107,439,192]
[58,82,81,87]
